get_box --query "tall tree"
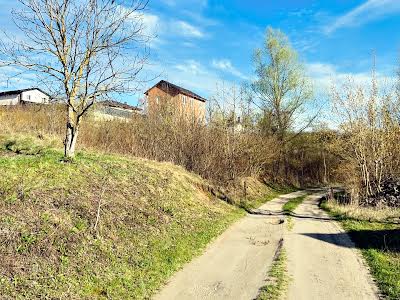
[251,27,313,143]
[1,0,149,158]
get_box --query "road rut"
[153,191,306,300]
[285,193,379,300]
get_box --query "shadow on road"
[303,229,400,253]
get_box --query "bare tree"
[331,60,400,205]
[1,0,150,158]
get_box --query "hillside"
[0,135,251,299]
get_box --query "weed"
[282,194,307,213]
[16,232,37,254]
[257,244,289,300]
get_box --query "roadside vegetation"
[1,1,400,297]
[321,199,400,300]
[0,134,289,299]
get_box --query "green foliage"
[252,27,313,140]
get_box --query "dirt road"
[154,191,306,300]
[154,191,379,300]
[285,193,379,300]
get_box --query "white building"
[93,100,142,120]
[0,88,51,105]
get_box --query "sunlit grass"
[257,247,288,300]
[322,200,400,300]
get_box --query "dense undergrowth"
[321,200,400,300]
[0,134,283,299]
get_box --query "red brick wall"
[146,86,206,121]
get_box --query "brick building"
[144,80,206,120]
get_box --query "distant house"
[144,80,206,120]
[93,100,142,120]
[0,88,51,106]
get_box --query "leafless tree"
[1,0,150,158]
[331,59,400,204]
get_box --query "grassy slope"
[321,201,400,300]
[0,135,284,299]
[0,137,246,299]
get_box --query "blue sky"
[1,0,400,107]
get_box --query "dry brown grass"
[0,105,279,186]
[324,200,400,223]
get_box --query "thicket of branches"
[2,11,400,207]
[330,64,400,206]
[0,99,332,190]
[0,27,332,187]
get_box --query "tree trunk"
[64,106,79,158]
[323,151,327,184]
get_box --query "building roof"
[0,88,52,98]
[144,80,207,102]
[99,100,142,111]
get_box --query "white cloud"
[139,13,160,37]
[160,0,208,8]
[324,0,400,34]
[174,21,204,38]
[307,62,394,95]
[211,59,248,80]
[133,14,206,42]
[175,59,204,75]
[167,59,234,97]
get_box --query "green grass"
[240,185,298,211]
[242,190,283,211]
[0,138,246,299]
[257,246,288,300]
[321,201,400,300]
[282,194,307,213]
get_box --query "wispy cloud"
[307,62,394,94]
[175,59,205,75]
[211,59,248,80]
[138,14,206,41]
[160,0,208,8]
[0,66,41,90]
[174,21,204,38]
[324,0,400,34]
[138,13,160,37]
[168,59,233,97]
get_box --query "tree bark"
[64,106,79,158]
[323,151,327,184]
